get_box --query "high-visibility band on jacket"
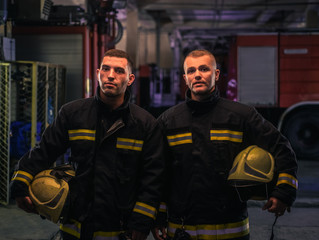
[168,218,249,240]
[210,130,243,143]
[93,231,124,240]
[68,129,96,141]
[60,219,81,239]
[159,202,167,213]
[11,171,33,186]
[133,202,157,219]
[167,133,192,146]
[276,173,298,189]
[116,138,144,151]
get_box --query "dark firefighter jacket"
[157,88,298,239]
[10,88,165,239]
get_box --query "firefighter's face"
[96,56,135,100]
[183,55,220,101]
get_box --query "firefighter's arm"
[152,120,170,240]
[10,106,70,208]
[246,107,298,205]
[10,169,37,214]
[128,121,166,235]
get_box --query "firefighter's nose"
[108,69,115,79]
[194,69,202,80]
[195,75,201,80]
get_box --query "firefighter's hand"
[131,230,147,240]
[151,226,167,240]
[262,197,290,217]
[15,196,37,214]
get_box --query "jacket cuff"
[270,173,298,206]
[10,180,29,200]
[154,211,167,228]
[128,211,154,235]
[270,186,296,206]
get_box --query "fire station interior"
[1,0,319,205]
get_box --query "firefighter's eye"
[187,67,196,74]
[199,66,210,72]
[101,66,110,72]
[115,67,125,74]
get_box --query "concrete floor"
[1,160,318,240]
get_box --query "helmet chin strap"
[233,182,269,203]
[234,182,244,203]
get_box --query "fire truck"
[226,33,319,160]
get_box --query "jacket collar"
[185,87,220,112]
[94,86,131,118]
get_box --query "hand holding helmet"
[28,165,75,223]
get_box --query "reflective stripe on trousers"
[168,217,249,240]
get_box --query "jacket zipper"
[99,118,125,146]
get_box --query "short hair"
[102,49,134,73]
[185,49,217,68]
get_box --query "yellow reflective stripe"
[168,218,249,240]
[210,130,243,142]
[133,202,157,219]
[276,173,298,189]
[210,130,243,143]
[11,171,34,186]
[68,129,96,141]
[159,202,167,213]
[70,136,95,141]
[93,231,124,240]
[68,129,96,134]
[167,133,192,146]
[116,138,143,151]
[60,219,81,239]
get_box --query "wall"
[116,18,174,69]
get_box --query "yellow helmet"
[28,165,75,223]
[228,145,274,187]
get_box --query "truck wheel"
[282,110,319,160]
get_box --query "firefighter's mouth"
[193,82,206,86]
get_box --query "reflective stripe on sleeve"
[168,218,249,240]
[11,171,33,186]
[159,202,167,213]
[276,173,298,189]
[116,138,144,151]
[210,130,243,143]
[133,202,157,219]
[60,219,81,239]
[68,129,96,141]
[93,231,124,240]
[167,133,192,146]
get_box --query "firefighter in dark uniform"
[10,49,165,240]
[152,49,298,240]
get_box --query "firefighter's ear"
[215,69,220,81]
[127,74,135,86]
